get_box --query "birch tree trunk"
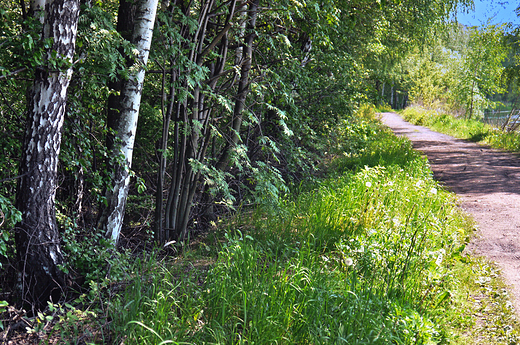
[15,0,80,309]
[100,0,159,244]
[390,84,394,108]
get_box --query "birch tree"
[98,0,159,244]
[15,0,80,308]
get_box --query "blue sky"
[456,0,520,26]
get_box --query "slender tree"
[15,0,80,309]
[216,0,259,170]
[99,0,159,244]
[154,0,244,242]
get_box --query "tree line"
[0,0,487,310]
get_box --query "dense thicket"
[0,0,474,308]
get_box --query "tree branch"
[0,68,27,80]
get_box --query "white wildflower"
[355,246,365,253]
[365,181,372,188]
[430,187,438,195]
[435,249,445,266]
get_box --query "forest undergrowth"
[106,109,520,344]
[2,107,519,344]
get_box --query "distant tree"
[402,23,509,118]
[458,25,509,119]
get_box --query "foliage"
[108,121,519,344]
[452,25,510,119]
[0,0,477,247]
[0,117,514,343]
[401,105,490,140]
[57,212,130,290]
[400,105,520,153]
[0,194,21,268]
[403,24,510,118]
[330,109,417,172]
[0,0,491,335]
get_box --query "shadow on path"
[381,112,520,196]
[381,112,520,314]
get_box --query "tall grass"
[110,117,496,344]
[401,105,490,142]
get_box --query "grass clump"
[375,102,393,113]
[400,105,520,152]
[109,118,519,344]
[449,257,519,344]
[400,105,491,142]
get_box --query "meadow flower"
[430,187,438,195]
[366,181,372,188]
[435,249,445,266]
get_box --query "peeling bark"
[15,0,80,310]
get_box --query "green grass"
[449,257,519,344]
[400,105,520,152]
[107,117,520,344]
[400,106,491,142]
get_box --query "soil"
[381,112,520,313]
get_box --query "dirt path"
[381,112,520,313]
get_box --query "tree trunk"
[15,0,80,310]
[158,0,237,243]
[100,0,159,245]
[468,79,476,119]
[390,84,394,108]
[154,66,176,244]
[216,0,259,171]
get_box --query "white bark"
[30,0,47,15]
[390,85,394,107]
[103,0,159,244]
[16,0,80,308]
[30,0,47,23]
[30,0,47,10]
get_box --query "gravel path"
[381,112,520,313]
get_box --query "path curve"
[381,112,520,312]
